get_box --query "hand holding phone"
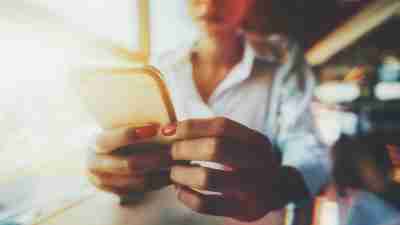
[76,66,176,202]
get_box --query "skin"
[188,0,254,101]
[88,0,309,222]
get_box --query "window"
[0,0,195,223]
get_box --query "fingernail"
[162,123,177,136]
[132,124,159,139]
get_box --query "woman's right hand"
[86,124,172,197]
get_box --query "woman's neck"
[191,31,245,102]
[195,31,244,68]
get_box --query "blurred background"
[0,0,399,225]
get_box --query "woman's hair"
[242,0,277,35]
[242,0,299,37]
[242,0,343,49]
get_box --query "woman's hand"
[86,117,308,220]
[87,124,172,196]
[165,117,296,222]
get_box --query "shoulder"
[249,34,315,94]
[251,35,308,71]
[260,36,316,134]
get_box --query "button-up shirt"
[153,36,330,200]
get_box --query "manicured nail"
[222,164,236,172]
[133,124,159,139]
[161,123,177,136]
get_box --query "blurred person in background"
[87,0,330,224]
[333,136,400,225]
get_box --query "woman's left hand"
[162,117,290,221]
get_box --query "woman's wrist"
[276,166,310,207]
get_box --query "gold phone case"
[76,65,176,129]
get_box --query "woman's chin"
[197,21,237,36]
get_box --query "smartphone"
[75,65,223,198]
[76,65,176,130]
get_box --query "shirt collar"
[207,41,256,103]
[166,39,256,104]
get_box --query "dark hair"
[332,135,393,192]
[242,0,366,49]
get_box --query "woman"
[88,0,329,223]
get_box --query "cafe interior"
[0,0,399,225]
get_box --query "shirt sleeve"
[271,43,332,197]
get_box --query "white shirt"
[153,37,330,199]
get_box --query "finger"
[126,149,172,174]
[171,137,222,161]
[170,137,268,169]
[87,153,131,175]
[88,171,145,191]
[95,123,160,154]
[87,149,171,175]
[93,182,144,196]
[162,117,271,148]
[145,170,172,190]
[87,173,142,195]
[88,171,171,195]
[170,165,240,193]
[176,185,241,219]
